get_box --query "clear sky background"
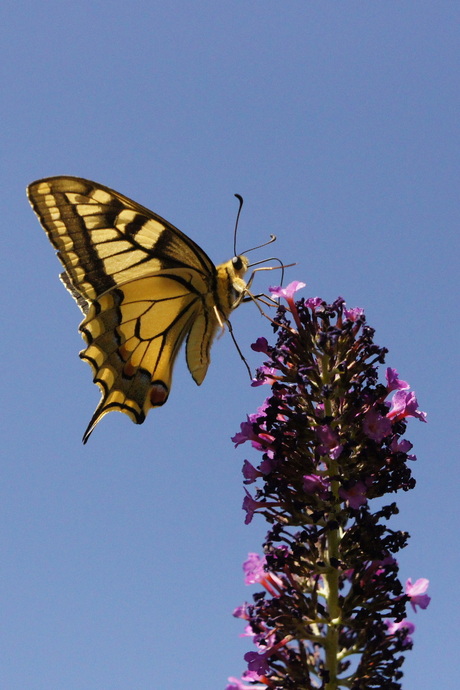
[1,2,458,688]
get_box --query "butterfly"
[28,176,252,443]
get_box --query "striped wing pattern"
[27,177,216,308]
[27,176,248,442]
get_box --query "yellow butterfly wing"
[27,176,248,442]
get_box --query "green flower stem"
[322,353,342,689]
[324,464,342,689]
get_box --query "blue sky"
[1,2,458,688]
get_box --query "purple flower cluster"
[227,285,428,690]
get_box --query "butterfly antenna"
[242,234,277,255]
[232,195,277,256]
[233,194,244,257]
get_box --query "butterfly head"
[215,254,249,315]
[231,254,249,279]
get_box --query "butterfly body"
[27,177,249,442]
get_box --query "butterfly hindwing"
[27,176,249,441]
[80,269,220,442]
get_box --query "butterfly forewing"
[27,177,217,306]
[27,176,249,441]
